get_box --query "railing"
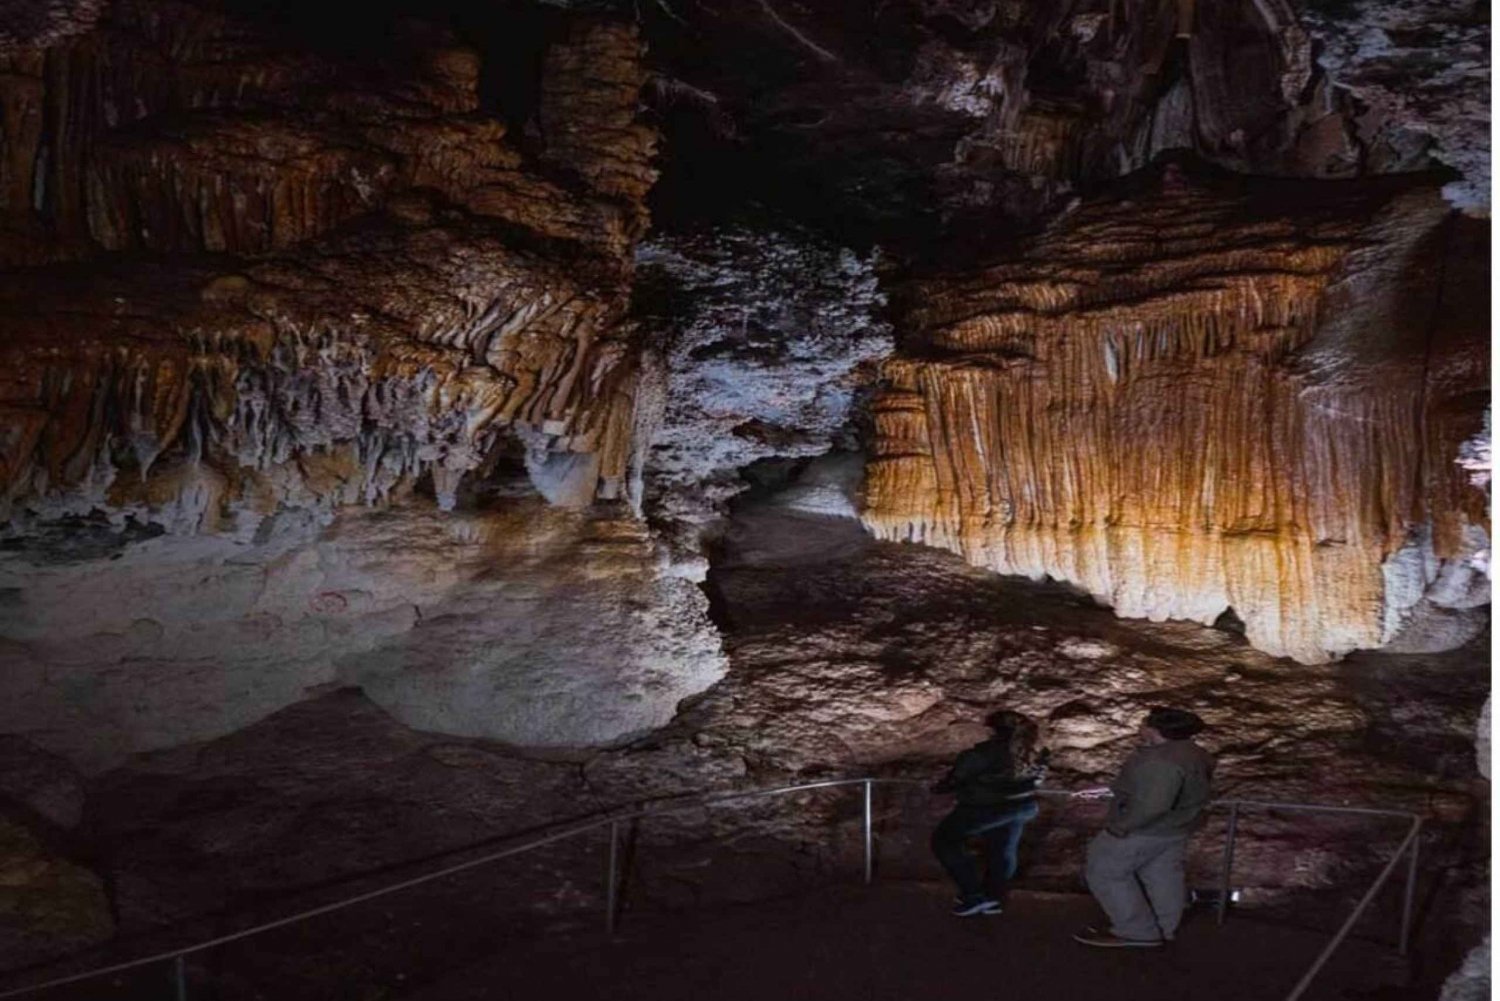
[0,778,1423,1001]
[1197,797,1422,1001]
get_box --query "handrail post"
[1284,819,1422,1001]
[862,780,874,885]
[1398,818,1421,955]
[605,820,620,937]
[1217,802,1239,927]
[172,955,187,1001]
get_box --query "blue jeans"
[931,798,1041,902]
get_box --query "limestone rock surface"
[644,0,1489,246]
[1298,0,1490,212]
[863,169,1489,662]
[634,223,891,551]
[0,3,656,531]
[49,506,1485,994]
[0,499,725,773]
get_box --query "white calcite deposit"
[0,501,725,773]
[634,224,892,544]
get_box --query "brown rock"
[0,815,112,967]
[0,4,657,528]
[863,172,1488,662]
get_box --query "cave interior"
[0,0,1491,998]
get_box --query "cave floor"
[404,882,1405,1001]
[32,883,1411,1001]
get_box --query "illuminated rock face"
[0,500,726,772]
[863,176,1489,663]
[0,4,655,531]
[0,2,738,773]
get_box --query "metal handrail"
[1282,815,1422,1001]
[1199,797,1423,1000]
[0,778,1424,1000]
[0,779,893,999]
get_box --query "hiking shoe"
[1072,926,1163,948]
[952,898,1002,917]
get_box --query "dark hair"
[984,709,1024,733]
[1146,707,1204,740]
[985,710,1040,766]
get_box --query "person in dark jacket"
[930,710,1049,916]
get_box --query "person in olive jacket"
[1074,707,1215,948]
[930,710,1049,916]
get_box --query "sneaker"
[1072,926,1163,948]
[952,898,1003,917]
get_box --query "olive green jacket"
[1105,739,1214,837]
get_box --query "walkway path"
[404,883,1411,1001]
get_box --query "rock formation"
[864,169,1488,663]
[1,2,656,532]
[0,0,1488,992]
[643,0,1490,251]
[32,507,1483,995]
[1298,0,1490,213]
[1,499,726,772]
[634,222,891,553]
[0,0,1486,664]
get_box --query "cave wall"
[864,174,1488,663]
[0,0,724,775]
[0,0,1488,749]
[642,0,1488,249]
[0,501,726,773]
[0,1,655,531]
[0,0,1488,986]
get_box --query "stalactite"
[0,9,656,531]
[864,180,1489,663]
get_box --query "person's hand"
[1071,786,1113,800]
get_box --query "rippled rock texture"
[1,2,655,532]
[864,169,1489,663]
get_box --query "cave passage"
[0,0,1489,999]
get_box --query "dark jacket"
[934,739,1042,806]
[1105,739,1215,837]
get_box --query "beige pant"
[1085,831,1190,941]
